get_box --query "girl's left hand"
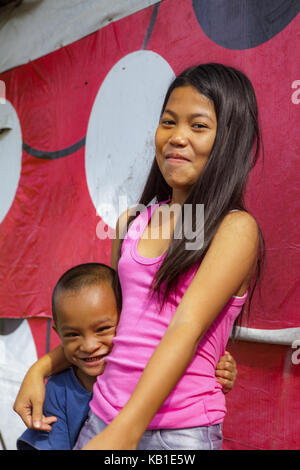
[215,351,237,394]
[82,422,138,450]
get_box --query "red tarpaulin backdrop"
[0,0,299,450]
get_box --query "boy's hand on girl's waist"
[215,351,237,394]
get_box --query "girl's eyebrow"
[163,108,214,123]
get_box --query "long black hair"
[121,63,266,330]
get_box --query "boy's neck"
[74,367,97,392]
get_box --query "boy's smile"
[53,282,119,391]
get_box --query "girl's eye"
[192,123,207,129]
[161,119,175,126]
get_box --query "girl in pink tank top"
[14,63,265,451]
[78,63,265,450]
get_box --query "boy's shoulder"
[44,367,92,410]
[46,367,72,384]
[46,367,76,388]
[46,367,90,395]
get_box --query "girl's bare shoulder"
[220,210,259,237]
[211,210,259,258]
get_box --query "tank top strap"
[121,200,170,254]
[126,205,153,241]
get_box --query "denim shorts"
[73,410,223,450]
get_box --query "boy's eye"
[97,326,113,334]
[64,332,79,338]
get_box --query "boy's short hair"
[52,263,122,325]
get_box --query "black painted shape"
[192,0,300,50]
[23,136,86,159]
[0,318,23,335]
[142,1,161,49]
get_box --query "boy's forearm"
[31,345,70,378]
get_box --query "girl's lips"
[166,157,190,163]
[165,153,191,163]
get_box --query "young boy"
[15,263,237,450]
[17,263,120,450]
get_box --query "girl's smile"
[155,85,217,203]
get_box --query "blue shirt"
[17,368,92,450]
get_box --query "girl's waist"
[91,374,225,429]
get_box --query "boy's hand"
[215,351,237,394]
[13,367,57,431]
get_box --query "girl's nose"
[169,129,188,146]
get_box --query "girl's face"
[155,85,217,197]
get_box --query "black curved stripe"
[142,2,161,50]
[23,136,86,159]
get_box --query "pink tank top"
[90,202,248,428]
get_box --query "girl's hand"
[13,345,68,430]
[82,419,138,450]
[13,365,57,431]
[215,351,237,394]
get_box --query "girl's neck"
[170,189,190,206]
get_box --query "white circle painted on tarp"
[85,51,175,228]
[0,319,37,449]
[0,100,22,223]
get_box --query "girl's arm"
[83,211,259,450]
[13,345,70,431]
[110,207,135,269]
[13,207,131,431]
[112,209,238,393]
[14,208,133,432]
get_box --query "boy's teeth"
[84,356,101,362]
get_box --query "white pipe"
[231,327,300,345]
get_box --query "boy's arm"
[216,351,237,393]
[13,345,70,431]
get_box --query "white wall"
[0,0,160,73]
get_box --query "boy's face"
[54,282,119,380]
